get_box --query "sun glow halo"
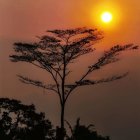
[90,3,121,29]
[101,12,112,23]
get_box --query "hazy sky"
[0,1,140,140]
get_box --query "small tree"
[0,98,54,140]
[10,27,138,140]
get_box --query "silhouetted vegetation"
[0,98,54,140]
[10,27,138,140]
[0,98,110,140]
[66,118,110,140]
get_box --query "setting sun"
[101,12,112,23]
[90,2,122,29]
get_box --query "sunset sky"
[0,1,140,140]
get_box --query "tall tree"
[10,27,138,140]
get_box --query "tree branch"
[17,75,57,93]
[64,72,128,102]
[64,44,138,102]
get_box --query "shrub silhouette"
[0,98,54,140]
[66,118,110,140]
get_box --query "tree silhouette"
[66,118,110,140]
[0,98,54,140]
[10,27,138,140]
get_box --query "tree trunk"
[61,104,64,129]
[60,103,65,140]
[56,103,65,140]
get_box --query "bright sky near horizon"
[0,1,140,140]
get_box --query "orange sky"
[0,1,140,140]
[0,0,140,45]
